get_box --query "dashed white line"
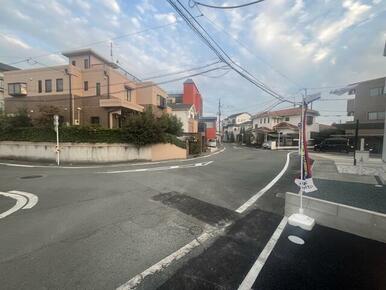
[236,151,294,214]
[237,217,288,290]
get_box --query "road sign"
[295,178,318,193]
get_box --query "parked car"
[314,138,354,153]
[208,138,217,148]
[262,141,273,149]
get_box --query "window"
[368,112,385,120]
[126,88,132,101]
[8,83,27,96]
[45,79,52,92]
[157,95,166,108]
[306,116,313,125]
[259,118,262,124]
[0,78,3,91]
[90,116,100,125]
[370,87,384,97]
[38,80,42,93]
[84,59,89,69]
[96,82,100,96]
[56,78,63,92]
[72,60,76,66]
[263,118,266,124]
[285,117,290,121]
[84,81,88,91]
[267,117,270,123]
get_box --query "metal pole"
[353,119,359,166]
[54,115,60,166]
[299,92,305,214]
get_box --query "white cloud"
[136,0,156,14]
[1,33,31,49]
[99,0,120,14]
[318,1,371,43]
[154,13,177,24]
[313,48,330,62]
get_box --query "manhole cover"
[288,235,305,245]
[20,175,43,179]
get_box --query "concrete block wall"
[0,141,186,163]
[285,192,386,243]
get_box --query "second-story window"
[96,82,100,96]
[45,79,52,93]
[157,95,166,108]
[56,79,63,92]
[38,80,42,93]
[84,59,89,69]
[126,88,132,101]
[72,60,76,66]
[260,118,262,124]
[84,81,88,91]
[306,116,313,125]
[370,87,384,97]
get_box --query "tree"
[122,108,164,147]
[1,108,33,129]
[159,113,183,136]
[34,105,60,128]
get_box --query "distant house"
[169,103,198,134]
[222,112,251,142]
[252,107,320,146]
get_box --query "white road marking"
[117,151,292,289]
[8,190,39,209]
[117,225,226,290]
[0,148,226,169]
[0,191,28,219]
[235,151,294,214]
[238,217,288,290]
[99,161,214,174]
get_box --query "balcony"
[8,83,27,96]
[99,97,144,112]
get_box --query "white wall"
[0,141,186,163]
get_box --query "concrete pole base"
[288,213,315,231]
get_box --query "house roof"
[184,78,194,84]
[199,116,217,121]
[62,48,118,68]
[0,63,19,72]
[169,103,193,111]
[255,126,272,132]
[274,122,299,130]
[254,107,319,118]
[226,112,250,119]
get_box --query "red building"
[183,79,203,116]
[199,116,217,141]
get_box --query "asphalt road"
[0,145,293,289]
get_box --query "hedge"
[0,127,186,148]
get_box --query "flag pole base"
[288,212,315,231]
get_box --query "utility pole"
[217,98,221,142]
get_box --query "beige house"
[4,49,169,128]
[136,81,171,117]
[0,63,19,112]
[169,103,198,134]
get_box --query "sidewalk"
[306,153,385,214]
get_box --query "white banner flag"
[295,178,318,193]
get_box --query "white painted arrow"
[0,190,39,219]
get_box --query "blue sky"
[0,0,385,124]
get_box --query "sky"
[0,0,385,124]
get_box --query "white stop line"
[0,190,38,219]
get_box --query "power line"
[189,0,265,9]
[167,0,296,105]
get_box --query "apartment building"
[252,107,319,146]
[0,63,19,112]
[4,49,169,128]
[222,112,251,142]
[167,78,203,116]
[199,116,217,141]
[136,81,170,117]
[343,77,385,153]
